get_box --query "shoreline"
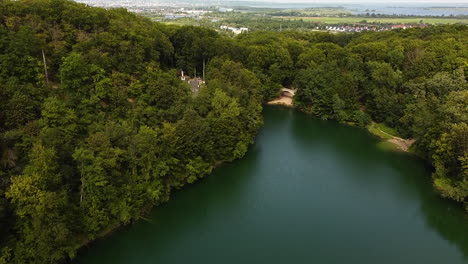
[267,96,293,107]
[267,97,415,153]
[387,137,415,152]
[367,122,415,153]
[73,158,233,259]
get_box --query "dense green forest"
[0,0,466,263]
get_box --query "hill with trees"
[0,1,466,263]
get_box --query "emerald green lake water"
[76,106,468,264]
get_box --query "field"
[274,16,468,24]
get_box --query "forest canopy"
[0,1,466,263]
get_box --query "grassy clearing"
[367,123,396,139]
[367,123,394,140]
[375,123,402,138]
[274,16,468,24]
[161,19,196,26]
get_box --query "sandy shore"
[267,96,293,106]
[388,138,415,152]
[372,123,415,152]
[268,98,415,153]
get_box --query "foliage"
[0,1,467,263]
[0,1,262,262]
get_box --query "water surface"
[77,106,468,264]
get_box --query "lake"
[76,106,468,264]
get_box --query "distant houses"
[220,25,249,35]
[219,23,422,35]
[164,14,185,20]
[163,9,211,20]
[219,7,234,12]
[323,24,424,33]
[391,24,410,29]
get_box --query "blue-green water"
[77,106,468,264]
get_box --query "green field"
[161,18,219,28]
[275,16,468,24]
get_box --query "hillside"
[0,1,467,263]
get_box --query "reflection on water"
[288,106,468,260]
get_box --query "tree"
[73,121,131,237]
[6,143,74,263]
[433,122,468,211]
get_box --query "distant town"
[75,1,467,34]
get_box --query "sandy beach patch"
[388,138,415,152]
[268,96,293,106]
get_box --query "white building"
[220,25,249,35]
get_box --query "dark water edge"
[75,106,468,264]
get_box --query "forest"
[0,0,466,263]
